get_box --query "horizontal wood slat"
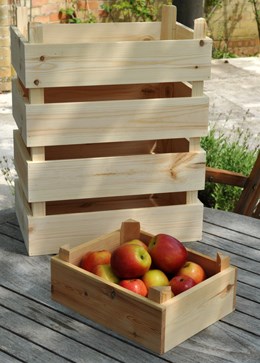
[11,26,212,88]
[14,130,205,202]
[15,91,208,147]
[15,180,204,256]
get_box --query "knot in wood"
[34,79,40,86]
[40,55,45,61]
[199,40,205,46]
[110,290,116,299]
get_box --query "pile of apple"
[80,234,206,298]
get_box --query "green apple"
[92,264,119,284]
[142,269,169,290]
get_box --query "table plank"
[0,208,260,362]
[0,327,73,363]
[0,286,168,363]
[203,208,260,238]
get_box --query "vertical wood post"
[187,18,207,204]
[28,22,46,217]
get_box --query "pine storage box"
[11,5,212,256]
[51,219,237,354]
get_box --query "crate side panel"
[23,203,203,256]
[163,266,237,352]
[51,258,164,353]
[15,180,30,254]
[10,27,26,85]
[23,39,212,88]
[26,152,205,202]
[12,79,27,139]
[25,96,209,147]
[42,22,161,43]
[13,130,30,201]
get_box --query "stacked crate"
[11,5,212,256]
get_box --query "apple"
[169,275,196,295]
[123,239,148,250]
[142,269,169,290]
[80,250,111,272]
[92,264,120,284]
[148,234,187,274]
[176,261,206,284]
[110,244,152,279]
[119,279,148,297]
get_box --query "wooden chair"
[205,152,260,219]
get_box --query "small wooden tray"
[51,220,237,354]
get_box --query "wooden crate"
[51,219,237,354]
[11,5,212,256]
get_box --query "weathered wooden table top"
[0,207,259,363]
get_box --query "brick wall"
[0,0,12,92]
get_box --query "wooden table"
[0,207,259,363]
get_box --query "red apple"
[119,279,148,297]
[80,250,111,272]
[148,234,187,274]
[142,269,169,290]
[169,275,196,295]
[176,261,206,284]
[111,244,152,279]
[123,239,148,250]
[92,264,120,284]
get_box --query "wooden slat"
[41,22,162,43]
[15,186,203,255]
[16,6,28,39]
[21,96,209,147]
[234,153,260,217]
[0,287,167,363]
[23,151,205,202]
[10,26,26,85]
[163,266,236,352]
[176,22,194,39]
[206,167,247,187]
[21,38,212,88]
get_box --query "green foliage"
[101,0,171,22]
[212,46,237,59]
[0,156,16,194]
[59,1,97,24]
[200,120,259,212]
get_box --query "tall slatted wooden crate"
[11,5,212,256]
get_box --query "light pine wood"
[23,152,206,202]
[11,5,212,255]
[19,96,209,147]
[42,22,162,43]
[26,22,46,217]
[176,22,194,39]
[163,266,237,352]
[16,6,28,39]
[50,218,236,354]
[15,181,203,255]
[188,18,209,205]
[120,220,141,244]
[15,38,212,88]
[160,5,177,40]
[148,286,173,304]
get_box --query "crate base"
[15,181,204,256]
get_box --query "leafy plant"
[0,156,16,195]
[101,0,171,22]
[199,119,259,212]
[59,1,97,24]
